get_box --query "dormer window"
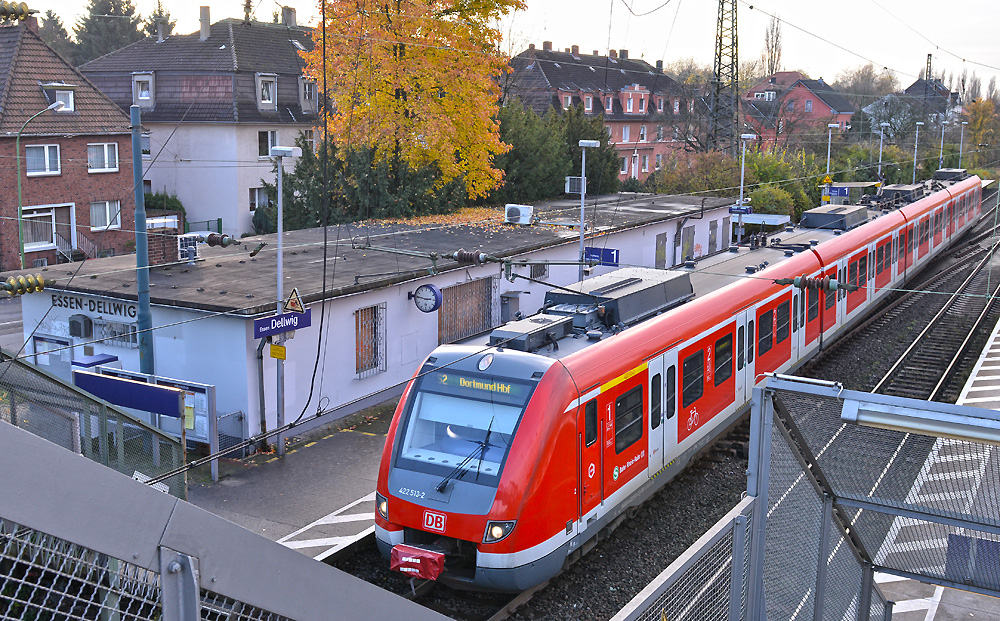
[585,95,592,111]
[40,82,76,112]
[299,77,317,114]
[606,95,613,110]
[657,98,664,112]
[638,97,645,112]
[627,98,633,113]
[132,72,155,107]
[563,94,571,109]
[256,73,278,112]
[55,90,74,111]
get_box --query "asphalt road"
[0,296,24,353]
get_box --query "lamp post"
[269,145,301,457]
[938,121,946,170]
[913,121,924,184]
[959,121,968,168]
[826,123,839,175]
[16,101,64,269]
[878,122,890,179]
[578,139,600,281]
[737,133,757,246]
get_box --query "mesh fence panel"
[0,355,185,499]
[635,530,735,621]
[218,410,249,459]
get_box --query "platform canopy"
[737,214,791,226]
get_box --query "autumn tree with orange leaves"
[300,0,525,200]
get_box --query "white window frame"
[620,157,627,174]
[805,99,813,113]
[258,130,277,158]
[302,129,315,152]
[657,98,664,112]
[55,90,74,112]
[655,153,662,169]
[256,73,278,111]
[642,154,649,172]
[132,72,155,107]
[249,187,270,211]
[638,97,645,112]
[299,77,317,113]
[563,94,571,109]
[627,97,634,113]
[87,143,119,173]
[25,144,60,176]
[606,95,613,110]
[140,135,151,159]
[673,99,680,114]
[585,95,592,111]
[622,125,630,142]
[22,207,57,250]
[639,125,646,142]
[90,200,121,231]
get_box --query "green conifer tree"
[74,0,144,66]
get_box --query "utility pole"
[131,106,153,375]
[708,0,738,154]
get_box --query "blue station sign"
[584,246,620,267]
[254,308,312,339]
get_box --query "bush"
[749,185,795,217]
[143,191,185,214]
[622,177,643,192]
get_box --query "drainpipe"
[256,336,269,451]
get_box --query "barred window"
[530,263,549,279]
[355,303,387,378]
[94,319,138,349]
[438,276,499,344]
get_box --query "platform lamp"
[826,123,839,175]
[959,121,968,168]
[269,145,302,457]
[17,101,64,269]
[737,134,757,246]
[913,121,924,184]
[878,122,890,179]
[578,139,600,281]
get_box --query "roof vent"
[505,204,534,225]
[199,6,210,41]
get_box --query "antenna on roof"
[244,0,252,24]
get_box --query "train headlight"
[376,492,388,521]
[483,520,516,543]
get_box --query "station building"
[17,193,741,444]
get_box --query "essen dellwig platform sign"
[253,308,312,339]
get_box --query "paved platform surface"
[877,572,1000,620]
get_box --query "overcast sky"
[43,0,999,95]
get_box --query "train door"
[646,349,677,478]
[578,398,602,518]
[947,201,955,238]
[735,308,755,399]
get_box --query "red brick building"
[508,42,690,182]
[743,72,854,148]
[0,20,135,271]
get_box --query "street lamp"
[826,123,839,175]
[269,145,302,457]
[578,139,600,281]
[959,121,968,168]
[17,101,64,269]
[913,121,924,184]
[737,134,757,246]
[878,122,890,179]
[938,121,946,170]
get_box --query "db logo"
[423,510,447,533]
[588,463,596,479]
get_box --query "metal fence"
[0,350,185,499]
[0,420,447,621]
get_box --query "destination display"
[425,370,532,406]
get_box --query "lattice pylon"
[709,0,739,154]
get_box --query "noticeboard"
[96,368,216,444]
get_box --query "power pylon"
[709,0,738,153]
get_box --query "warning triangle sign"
[284,287,305,314]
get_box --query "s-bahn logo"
[612,466,620,481]
[423,510,447,533]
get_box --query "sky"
[41,0,999,96]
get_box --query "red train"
[375,172,984,591]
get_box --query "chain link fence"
[0,350,185,499]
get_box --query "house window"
[605,125,612,137]
[585,95,593,111]
[303,81,314,102]
[622,125,630,142]
[655,153,662,169]
[90,200,121,230]
[563,95,571,109]
[143,180,152,194]
[141,136,151,158]
[688,100,694,113]
[657,98,664,112]
[606,95,613,110]
[136,79,151,100]
[627,97,634,113]
[260,77,275,104]
[23,208,55,249]
[438,276,499,345]
[132,73,155,106]
[656,126,664,141]
[258,130,277,157]
[787,101,795,112]
[641,154,649,172]
[805,99,813,113]
[302,129,315,151]
[87,143,118,173]
[249,187,270,211]
[639,125,646,141]
[638,97,645,112]
[25,144,60,176]
[55,90,74,112]
[619,157,627,174]
[673,99,680,114]
[355,302,387,378]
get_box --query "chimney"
[156,20,165,42]
[25,15,38,34]
[564,48,570,53]
[528,43,535,51]
[609,49,617,59]
[619,49,628,60]
[542,41,552,51]
[281,6,296,27]
[656,60,663,73]
[571,45,579,55]
[593,50,599,56]
[199,6,211,41]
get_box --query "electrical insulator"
[4,273,44,296]
[205,233,238,247]
[0,2,30,21]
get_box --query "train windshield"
[394,369,536,487]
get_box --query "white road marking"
[277,491,375,544]
[277,492,377,560]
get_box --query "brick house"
[80,7,316,237]
[743,72,854,148]
[0,20,135,272]
[507,42,689,182]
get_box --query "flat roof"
[23,193,731,316]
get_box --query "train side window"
[792,295,799,332]
[776,301,790,344]
[737,326,745,370]
[714,334,733,386]
[892,238,897,264]
[875,245,882,274]
[758,311,773,355]
[650,373,662,430]
[825,285,835,310]
[747,320,755,363]
[681,351,704,408]
[614,386,643,454]
[808,286,819,321]
[848,262,857,290]
[798,291,805,329]
[665,366,676,419]
[838,267,845,301]
[584,400,597,447]
[859,255,868,284]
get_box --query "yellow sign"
[284,287,305,314]
[822,175,833,184]
[270,344,287,360]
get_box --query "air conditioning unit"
[505,204,534,225]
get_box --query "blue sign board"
[73,370,184,418]
[254,308,312,339]
[584,247,620,267]
[830,186,849,197]
[729,205,753,215]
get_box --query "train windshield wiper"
[436,416,496,492]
